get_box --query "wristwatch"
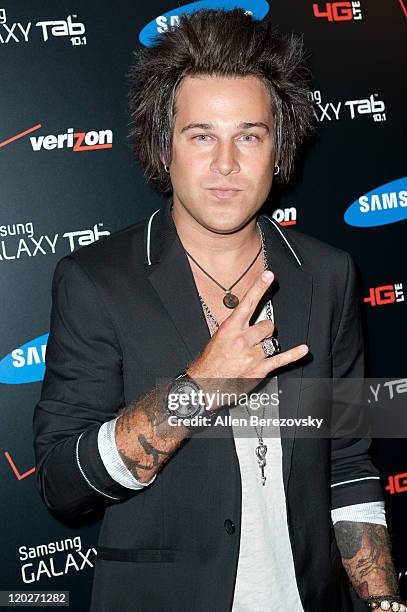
[166,371,207,427]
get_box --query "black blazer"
[33,198,384,612]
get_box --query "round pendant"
[223,292,239,309]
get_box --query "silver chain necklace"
[198,221,271,485]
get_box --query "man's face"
[169,75,276,233]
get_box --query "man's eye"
[240,134,258,142]
[193,134,210,141]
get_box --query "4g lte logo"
[385,473,407,495]
[363,283,404,307]
[313,2,362,21]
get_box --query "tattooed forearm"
[334,522,399,599]
[115,384,188,483]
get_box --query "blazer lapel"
[258,215,313,493]
[146,199,211,364]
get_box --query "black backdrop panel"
[1,1,405,608]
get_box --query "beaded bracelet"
[363,594,406,611]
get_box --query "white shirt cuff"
[331,501,387,526]
[97,417,157,490]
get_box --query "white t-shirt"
[231,301,305,611]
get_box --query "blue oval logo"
[344,177,407,227]
[0,333,49,384]
[139,0,270,47]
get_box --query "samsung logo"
[0,333,49,384]
[344,177,407,227]
[139,0,270,47]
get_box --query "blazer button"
[224,519,235,535]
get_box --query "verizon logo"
[30,127,113,151]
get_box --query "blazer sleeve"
[33,255,141,522]
[330,252,384,510]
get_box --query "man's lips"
[207,188,243,199]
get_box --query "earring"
[273,164,280,176]
[164,163,170,173]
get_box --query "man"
[33,9,403,612]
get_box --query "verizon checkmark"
[4,451,35,480]
[0,123,42,148]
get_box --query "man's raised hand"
[187,270,308,393]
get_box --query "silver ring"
[261,336,281,358]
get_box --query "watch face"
[168,379,204,418]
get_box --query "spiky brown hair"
[128,8,314,193]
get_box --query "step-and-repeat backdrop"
[1,1,406,608]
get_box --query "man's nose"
[210,141,240,176]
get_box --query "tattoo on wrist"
[117,436,171,480]
[115,385,181,481]
[334,522,399,598]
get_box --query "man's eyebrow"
[180,122,270,133]
[180,123,212,133]
[238,122,270,133]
